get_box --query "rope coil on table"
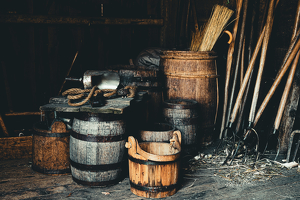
[62,85,137,106]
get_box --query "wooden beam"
[4,112,41,116]
[0,14,164,26]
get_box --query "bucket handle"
[170,130,181,152]
[125,131,181,162]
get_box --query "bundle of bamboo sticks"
[190,4,234,51]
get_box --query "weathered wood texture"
[139,123,174,142]
[126,136,180,198]
[163,99,198,146]
[70,113,126,186]
[0,0,161,124]
[161,51,219,146]
[40,96,134,114]
[32,121,71,175]
[0,14,163,25]
[0,136,32,160]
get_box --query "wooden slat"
[0,136,32,160]
[0,14,164,26]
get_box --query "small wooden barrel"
[70,112,126,186]
[126,131,181,198]
[163,99,198,153]
[32,121,71,175]
[160,51,219,145]
[139,122,175,142]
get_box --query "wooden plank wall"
[1,0,300,153]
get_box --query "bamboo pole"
[219,0,243,138]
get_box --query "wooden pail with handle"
[126,131,181,198]
[160,51,219,146]
[32,121,71,175]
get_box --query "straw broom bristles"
[190,5,234,51]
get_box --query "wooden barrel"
[163,99,198,154]
[126,131,181,198]
[107,65,163,124]
[139,122,175,142]
[70,112,126,186]
[32,121,71,175]
[160,51,219,146]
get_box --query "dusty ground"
[1,152,300,200]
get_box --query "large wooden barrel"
[70,112,126,186]
[126,131,181,198]
[163,99,198,154]
[107,65,163,124]
[160,51,219,146]
[32,121,71,175]
[139,122,175,142]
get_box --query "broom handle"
[247,0,276,125]
[273,0,300,130]
[274,51,300,130]
[224,0,248,137]
[219,0,243,138]
[229,27,265,125]
[253,37,300,127]
[229,0,280,125]
[235,0,259,133]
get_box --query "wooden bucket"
[107,65,163,124]
[126,131,181,198]
[160,51,219,145]
[139,122,175,142]
[163,99,198,154]
[70,112,126,186]
[32,121,71,175]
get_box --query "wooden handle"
[224,30,233,44]
[254,37,300,127]
[274,51,300,129]
[170,130,182,151]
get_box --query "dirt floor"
[1,148,300,200]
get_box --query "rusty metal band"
[163,99,198,109]
[130,181,178,193]
[33,131,70,138]
[75,112,123,122]
[71,131,124,142]
[164,72,219,78]
[72,176,121,187]
[164,117,199,126]
[32,165,70,175]
[70,159,123,171]
[128,155,179,165]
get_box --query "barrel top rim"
[163,99,198,109]
[33,121,71,134]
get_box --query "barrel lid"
[163,99,198,109]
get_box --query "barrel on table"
[163,99,199,154]
[70,112,126,186]
[107,65,163,124]
[160,51,219,146]
[126,131,181,198]
[32,121,71,175]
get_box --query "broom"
[190,4,234,51]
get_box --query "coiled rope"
[62,85,137,106]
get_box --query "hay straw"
[190,5,234,51]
